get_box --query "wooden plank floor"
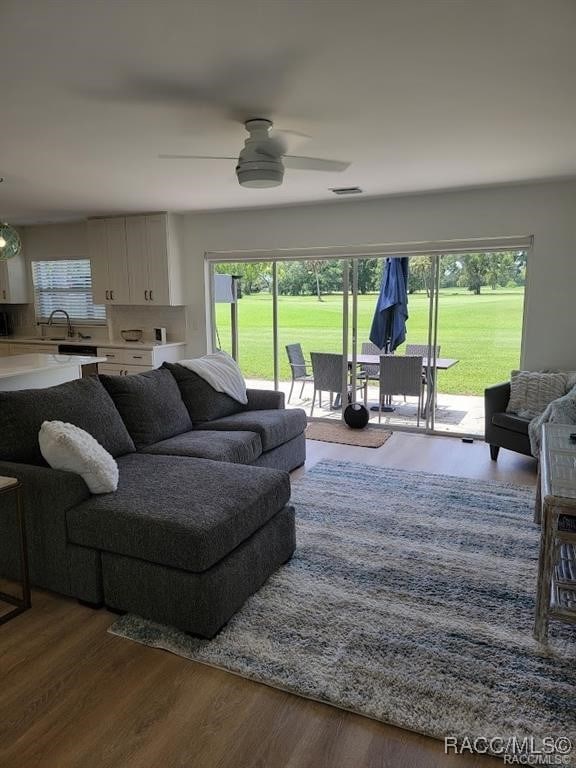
[0,434,537,768]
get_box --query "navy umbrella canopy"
[369,257,409,352]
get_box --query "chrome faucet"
[47,309,74,338]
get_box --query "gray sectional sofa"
[0,364,306,636]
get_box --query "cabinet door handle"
[105,290,110,300]
[107,354,115,359]
[110,290,115,301]
[149,290,154,302]
[132,355,143,360]
[144,290,149,301]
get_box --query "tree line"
[215,252,527,300]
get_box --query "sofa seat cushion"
[195,408,307,452]
[140,430,262,465]
[66,453,291,572]
[163,362,243,423]
[0,376,135,465]
[100,368,192,449]
[491,412,531,435]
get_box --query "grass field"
[215,287,525,395]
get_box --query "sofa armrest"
[484,382,511,439]
[245,388,285,410]
[485,382,511,415]
[0,459,90,527]
[0,460,91,591]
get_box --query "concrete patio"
[246,378,484,436]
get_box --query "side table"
[534,424,576,641]
[0,476,31,625]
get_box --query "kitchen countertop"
[0,337,186,351]
[0,353,107,380]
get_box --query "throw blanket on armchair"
[529,383,576,457]
[178,350,248,405]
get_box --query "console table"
[0,476,31,625]
[534,424,576,641]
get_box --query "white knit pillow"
[506,370,567,419]
[39,421,118,494]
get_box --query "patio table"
[348,354,459,417]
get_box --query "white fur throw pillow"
[506,370,567,419]
[39,421,118,494]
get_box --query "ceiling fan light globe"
[0,237,6,249]
[236,159,284,188]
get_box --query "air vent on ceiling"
[330,186,363,195]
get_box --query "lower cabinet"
[96,345,184,376]
[0,343,60,355]
[98,363,153,377]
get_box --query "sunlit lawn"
[215,288,524,395]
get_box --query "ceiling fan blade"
[284,156,350,172]
[158,154,237,160]
[268,129,310,155]
[85,50,305,122]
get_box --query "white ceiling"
[1,0,575,224]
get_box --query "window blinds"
[32,260,106,323]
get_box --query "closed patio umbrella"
[369,257,409,352]
[368,257,409,411]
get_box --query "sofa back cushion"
[0,376,135,465]
[163,362,243,423]
[100,367,193,449]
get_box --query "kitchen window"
[32,259,106,323]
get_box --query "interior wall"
[180,179,576,371]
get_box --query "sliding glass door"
[208,242,528,437]
[431,250,527,436]
[210,258,351,420]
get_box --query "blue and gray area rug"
[110,460,576,750]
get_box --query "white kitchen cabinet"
[96,344,184,373]
[124,216,148,306]
[9,343,59,354]
[0,343,59,355]
[0,253,29,304]
[98,362,153,376]
[125,214,183,306]
[88,218,130,305]
[89,213,183,307]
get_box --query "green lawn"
[215,288,525,395]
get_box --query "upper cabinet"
[0,252,29,304]
[88,218,130,305]
[89,213,183,306]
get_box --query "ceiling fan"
[159,118,350,188]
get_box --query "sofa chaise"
[0,365,306,636]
